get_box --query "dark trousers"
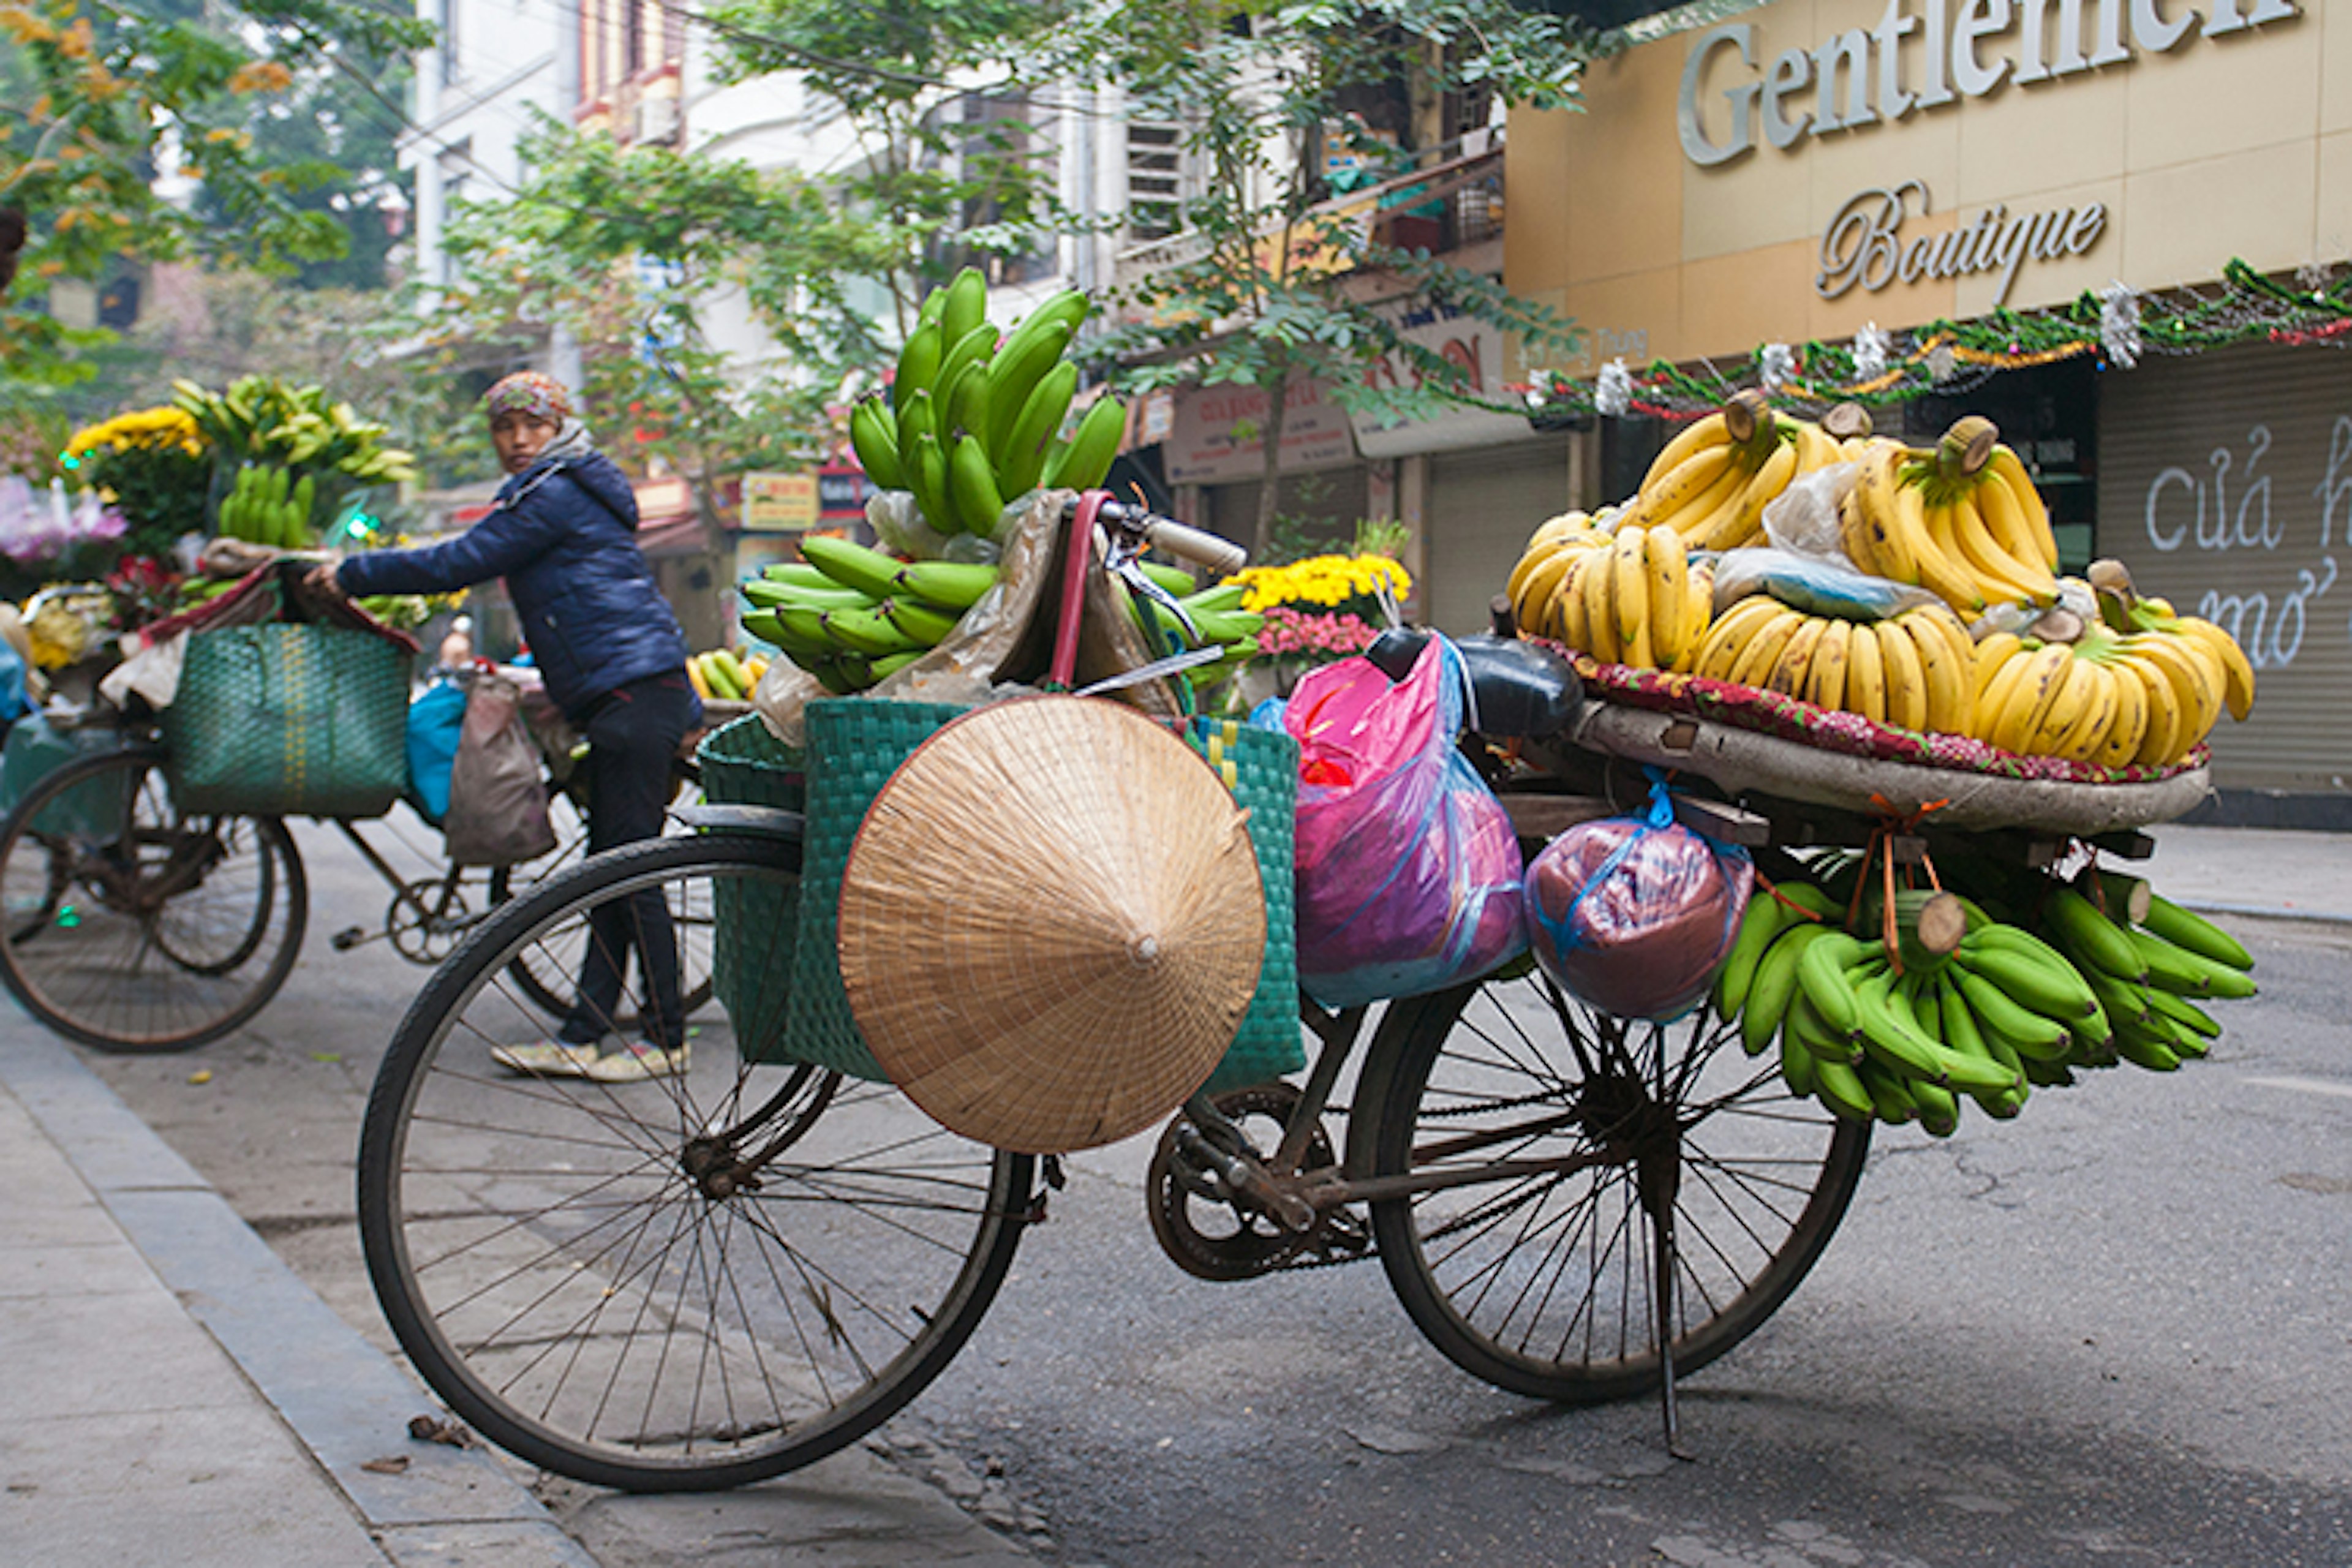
[561,671,697,1049]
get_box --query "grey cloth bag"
[444,672,559,867]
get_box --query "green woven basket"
[1182,716,1305,1094]
[164,624,411,818]
[778,698,971,1080]
[695,715,807,1068]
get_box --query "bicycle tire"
[0,746,307,1053]
[491,772,714,1023]
[1357,970,1869,1404]
[358,831,1033,1492]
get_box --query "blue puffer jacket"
[340,450,697,721]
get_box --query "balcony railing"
[1110,130,1504,298]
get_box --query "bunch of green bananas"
[848,270,1127,545]
[1119,567,1267,693]
[1716,863,2254,1133]
[2029,875,2255,1072]
[172,375,419,488]
[737,535,1003,695]
[217,465,315,549]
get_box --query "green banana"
[763,564,837,587]
[1183,582,1250,615]
[870,650,925,681]
[893,320,944,412]
[2128,927,2258,998]
[1141,563,1197,597]
[1796,932,1871,1038]
[1850,968,1952,1085]
[741,610,831,659]
[998,361,1079,499]
[938,266,987,352]
[1948,965,2073,1062]
[985,320,1076,459]
[882,598,962,646]
[1713,896,1790,1020]
[2140,894,2254,971]
[2111,1019,2183,1071]
[821,606,923,658]
[1785,987,1861,1067]
[1046,393,1126,492]
[1777,1030,1819,1099]
[1808,1053,1877,1123]
[934,325,999,423]
[948,433,1008,538]
[1904,1072,1960,1136]
[851,397,906,491]
[894,559,1001,611]
[914,433,955,537]
[799,536,908,600]
[2143,986,2220,1038]
[1856,1060,1919,1125]
[2041,886,2149,983]
[1953,937,2098,1020]
[741,579,879,611]
[1743,924,1834,1058]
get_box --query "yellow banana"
[2023,655,2094,756]
[1985,448,2060,570]
[2176,616,2255,721]
[1940,497,2052,605]
[1844,617,1887,723]
[1972,644,2035,742]
[2118,654,2184,767]
[1989,642,2072,753]
[1553,552,1594,649]
[1791,419,1844,475]
[1512,546,1580,633]
[1645,526,1689,667]
[1626,443,1738,532]
[1580,542,1621,663]
[1972,631,2024,710]
[1641,412,1733,489]
[1874,619,1929,730]
[1973,459,2060,576]
[1727,606,1805,689]
[1851,443,1922,587]
[1691,595,1788,682]
[2092,649,2150,767]
[1766,614,1828,696]
[1706,435,1799,551]
[1648,456,1751,544]
[1612,525,1653,665]
[1507,537,1571,606]
[2051,658,2119,761]
[2127,632,2221,756]
[1894,470,1991,616]
[1803,618,1852,710]
[1528,511,1597,552]
[1677,561,1716,673]
[1899,609,1970,735]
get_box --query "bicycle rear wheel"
[0,746,306,1052]
[358,832,1032,1492]
[1358,969,1869,1404]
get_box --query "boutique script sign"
[1815,179,2105,303]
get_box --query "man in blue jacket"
[314,372,702,1082]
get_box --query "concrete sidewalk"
[0,1019,598,1568]
[2143,823,2352,923]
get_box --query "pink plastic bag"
[1523,775,1754,1022]
[1283,637,1525,1007]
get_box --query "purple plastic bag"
[1283,636,1525,1007]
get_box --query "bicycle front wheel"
[1359,970,1869,1404]
[358,832,1033,1492]
[0,746,307,1052]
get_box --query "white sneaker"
[490,1040,601,1077]
[584,1041,690,1083]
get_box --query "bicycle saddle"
[1365,630,1584,741]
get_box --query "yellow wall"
[1507,0,2338,372]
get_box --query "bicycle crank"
[1145,1084,1370,1282]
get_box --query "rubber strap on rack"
[1052,491,1110,690]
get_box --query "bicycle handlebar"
[1073,496,1249,578]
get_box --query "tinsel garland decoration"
[1508,256,2352,422]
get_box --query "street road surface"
[80,821,2352,1567]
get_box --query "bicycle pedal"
[331,925,366,951]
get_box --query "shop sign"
[817,464,875,519]
[631,475,694,524]
[1816,178,2105,304]
[1349,298,1528,459]
[740,470,818,532]
[1678,0,2300,169]
[1166,378,1357,485]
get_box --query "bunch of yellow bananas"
[1841,418,2059,622]
[1689,598,1975,733]
[1970,592,2253,767]
[1506,511,1716,669]
[1612,391,1845,552]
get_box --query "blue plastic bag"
[1283,636,1525,1008]
[407,680,467,823]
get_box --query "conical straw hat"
[838,696,1266,1154]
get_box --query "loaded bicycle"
[352,493,1974,1492]
[0,650,717,1054]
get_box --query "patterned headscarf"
[481,371,573,424]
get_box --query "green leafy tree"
[1074,0,1597,558]
[0,0,432,395]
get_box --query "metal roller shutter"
[1425,439,1576,635]
[2098,343,2352,795]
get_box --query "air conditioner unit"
[632,95,680,145]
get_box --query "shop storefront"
[1504,0,2347,812]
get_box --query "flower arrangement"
[0,476,127,574]
[1212,531,1412,703]
[61,405,211,553]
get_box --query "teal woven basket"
[1182,716,1305,1094]
[695,715,807,1068]
[164,624,410,818]
[778,698,971,1080]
